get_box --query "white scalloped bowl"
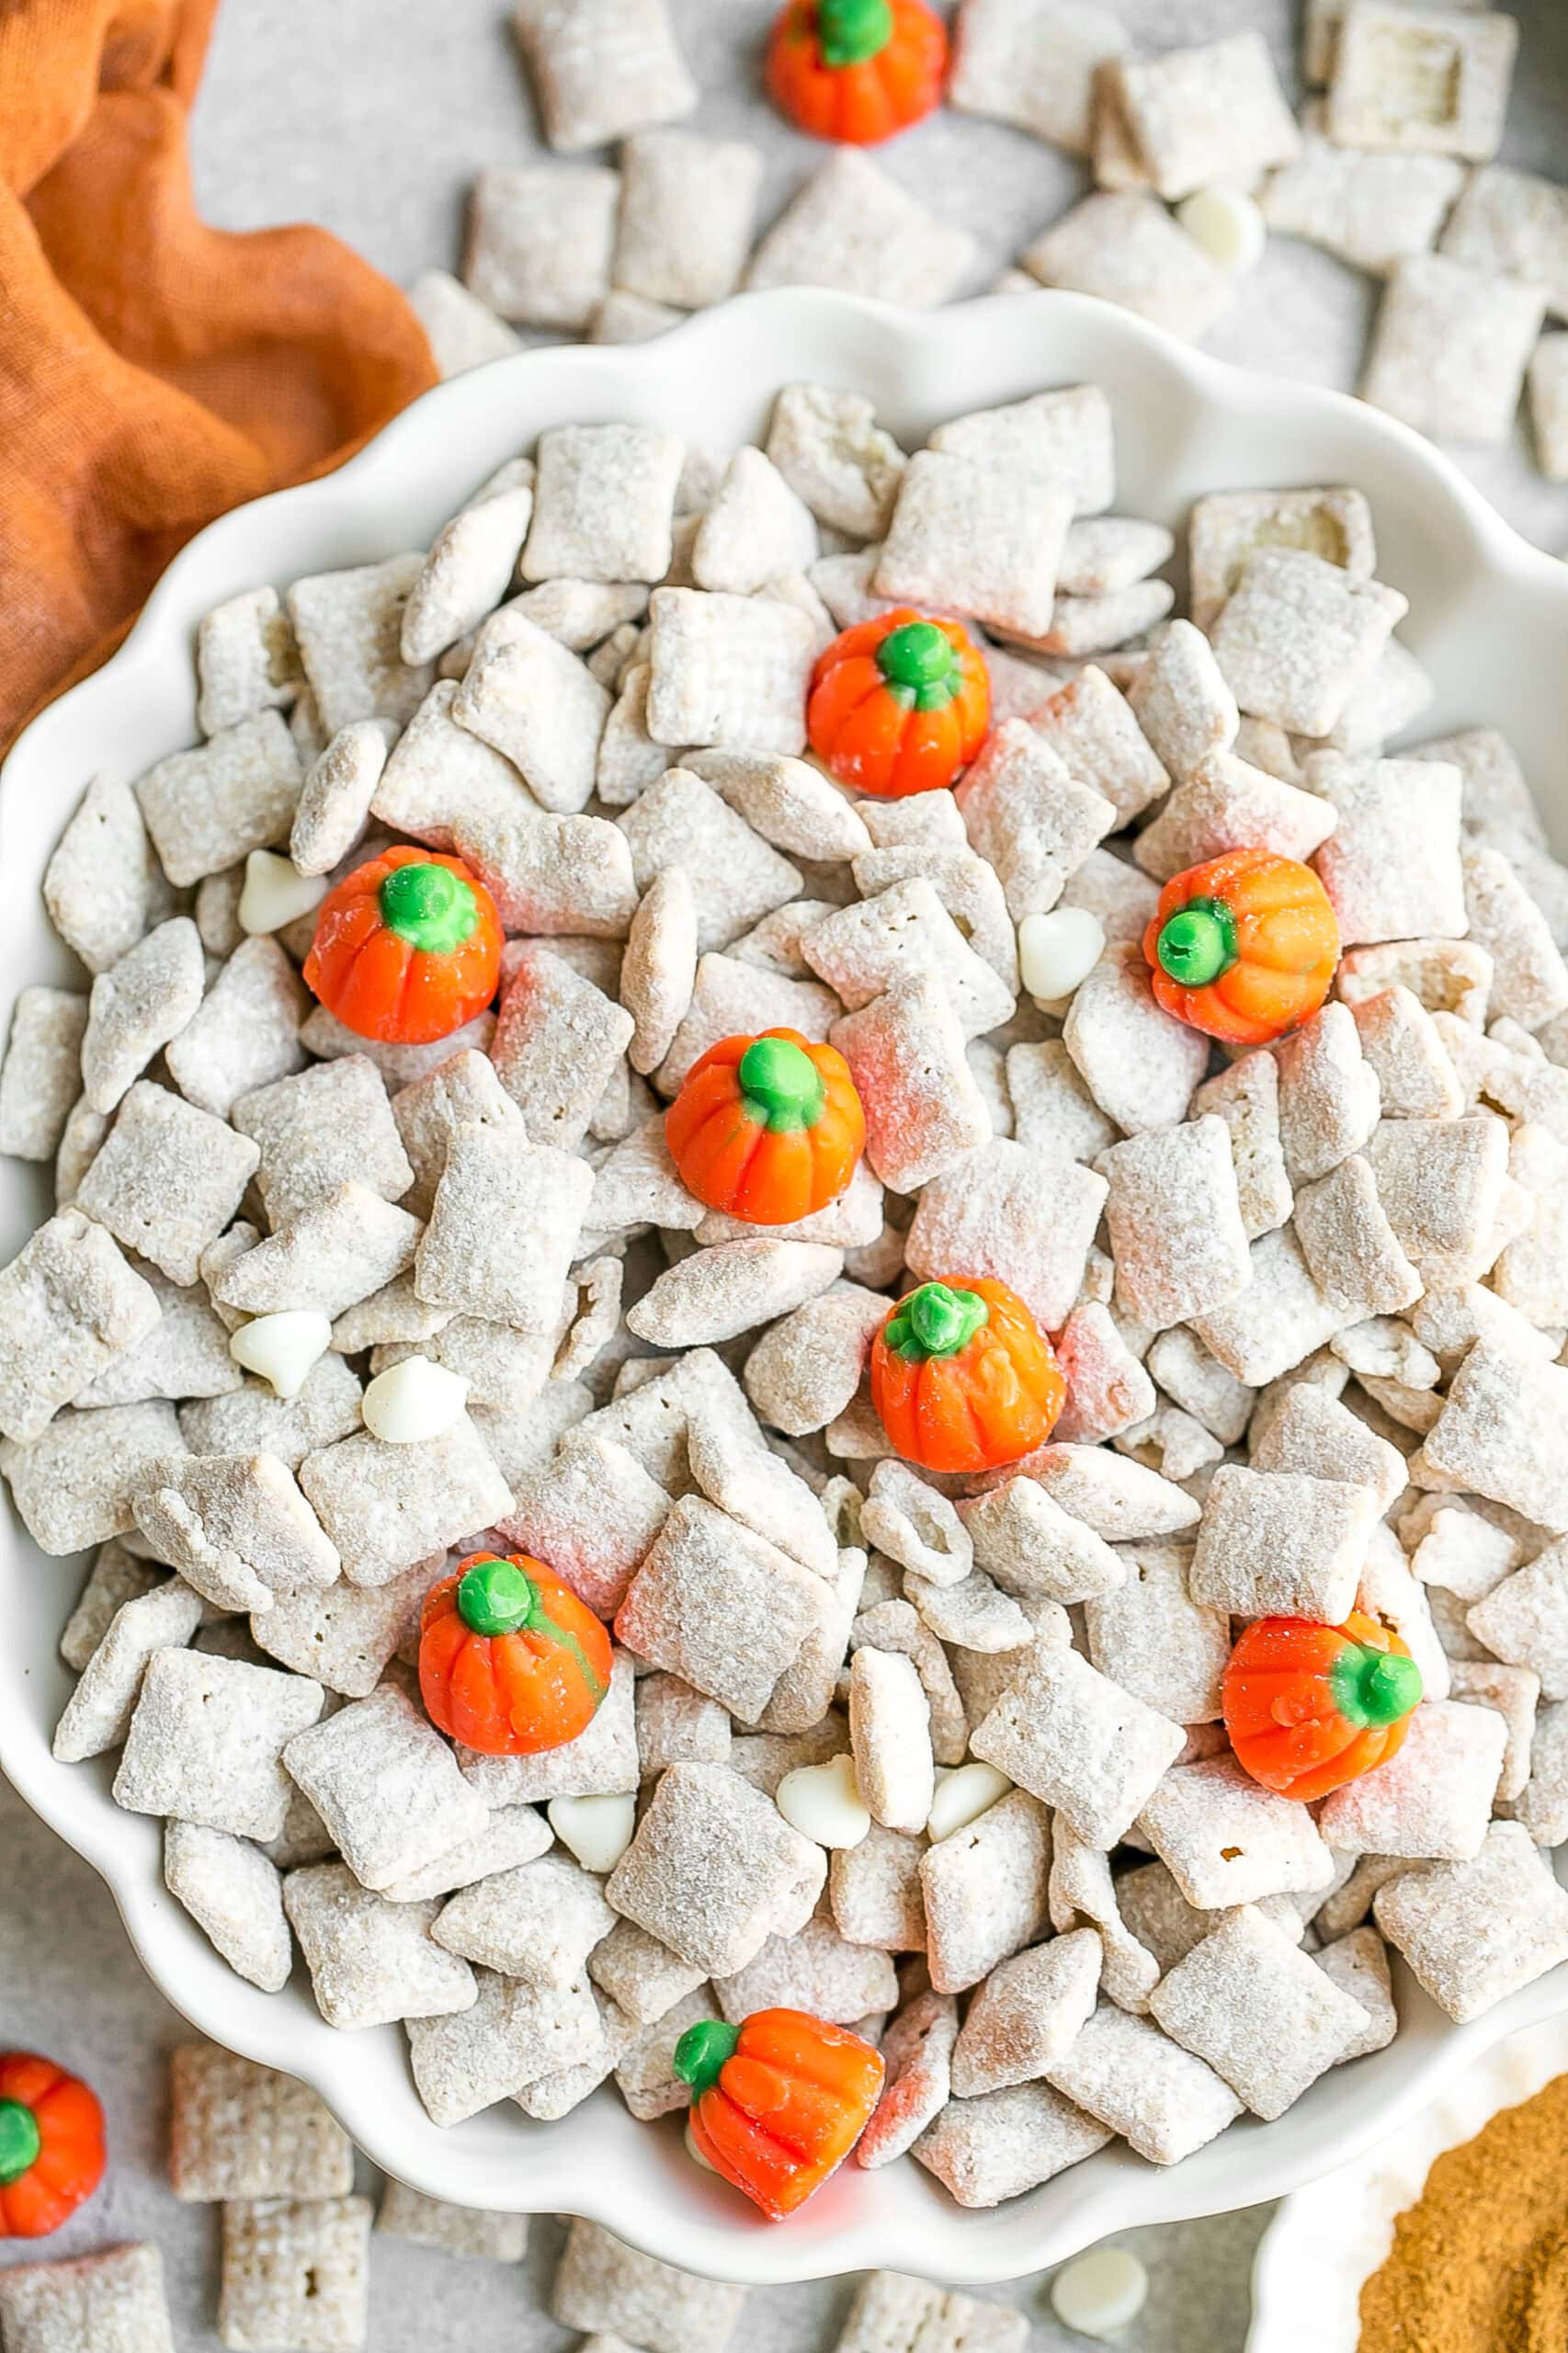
[6,289,1568,2290]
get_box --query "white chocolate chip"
[228,1310,334,1401]
[776,1753,871,1850]
[360,1355,470,1443]
[549,1791,638,1874]
[926,1759,1013,1842]
[1018,906,1106,1005]
[237,849,328,937]
[1176,188,1267,277]
[1051,2246,1150,2341]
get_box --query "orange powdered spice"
[1358,2072,1568,2352]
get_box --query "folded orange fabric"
[0,0,438,754]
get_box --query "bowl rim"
[6,284,1568,2290]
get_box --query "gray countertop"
[6,2,1566,2342]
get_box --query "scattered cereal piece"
[416,1124,591,1333]
[1363,254,1544,445]
[132,1449,337,1613]
[747,150,974,307]
[1277,1004,1381,1185]
[0,1208,161,1445]
[300,1412,511,1584]
[219,2192,371,2352]
[767,384,906,540]
[408,269,522,377]
[1367,1113,1510,1286]
[949,0,1126,150]
[465,165,619,331]
[408,1961,604,2121]
[376,2179,528,2261]
[645,586,815,759]
[0,2243,176,2352]
[1328,2,1517,162]
[1110,31,1299,204]
[1528,335,1568,482]
[955,720,1115,923]
[1022,193,1234,343]
[168,2043,353,2203]
[513,0,694,151]
[551,2220,744,2353]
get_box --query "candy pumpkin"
[1223,1611,1424,1803]
[303,845,502,1046]
[0,2052,105,2238]
[665,1030,865,1225]
[766,0,947,145]
[808,609,990,798]
[869,1277,1065,1475]
[1142,847,1339,1047]
[419,1553,611,1757]
[675,2008,884,2220]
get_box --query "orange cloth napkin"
[0,0,438,754]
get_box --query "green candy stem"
[673,2018,741,2098]
[379,861,479,958]
[0,2100,41,2188]
[817,0,893,66]
[1154,894,1239,990]
[737,1036,826,1132]
[1333,1645,1424,1730]
[876,619,959,712]
[885,1280,989,1363]
[457,1556,535,1638]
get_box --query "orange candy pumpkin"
[304,844,503,1046]
[1223,1611,1424,1803]
[808,609,990,798]
[869,1276,1065,1475]
[766,0,947,145]
[0,2052,106,2239]
[665,1029,865,1225]
[1142,847,1339,1047]
[675,2008,884,2220]
[419,1553,612,1757]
